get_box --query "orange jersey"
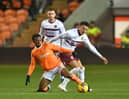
[27,42,73,75]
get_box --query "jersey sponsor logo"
[39,52,50,59]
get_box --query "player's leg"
[60,67,83,85]
[59,53,80,80]
[37,67,59,92]
[76,60,85,82]
[58,53,84,91]
[37,78,51,92]
[59,60,84,86]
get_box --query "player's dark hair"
[32,34,41,41]
[90,20,96,25]
[80,21,89,26]
[47,8,57,13]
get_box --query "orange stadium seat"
[17,15,28,24]
[17,9,29,17]
[8,23,19,32]
[23,0,32,8]
[0,17,5,24]
[5,16,19,25]
[16,9,29,24]
[68,1,80,13]
[12,0,22,9]
[0,32,4,46]
[4,9,16,17]
[4,16,20,32]
[61,9,70,18]
[0,24,12,39]
[0,39,4,46]
[0,10,4,17]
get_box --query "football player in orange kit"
[25,34,84,92]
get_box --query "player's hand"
[101,57,108,64]
[25,75,30,86]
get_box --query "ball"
[77,82,89,92]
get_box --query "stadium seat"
[5,16,19,25]
[17,9,29,18]
[11,0,22,9]
[68,1,80,13]
[0,17,5,24]
[0,10,4,17]
[4,9,16,17]
[16,9,29,24]
[23,0,32,8]
[8,23,19,32]
[0,24,12,39]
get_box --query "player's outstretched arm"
[100,56,108,64]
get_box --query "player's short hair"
[80,21,89,26]
[32,34,41,41]
[47,8,56,13]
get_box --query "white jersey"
[50,28,103,58]
[39,19,65,46]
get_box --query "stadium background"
[0,0,129,64]
[0,0,129,99]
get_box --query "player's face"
[79,25,88,34]
[33,37,42,47]
[47,10,56,20]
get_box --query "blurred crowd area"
[57,0,84,22]
[0,0,84,47]
[0,0,52,47]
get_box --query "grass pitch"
[0,64,129,99]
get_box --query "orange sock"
[71,74,82,84]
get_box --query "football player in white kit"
[50,21,108,92]
[39,8,66,46]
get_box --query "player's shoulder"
[41,19,48,24]
[66,28,77,33]
[31,47,37,55]
[56,19,64,25]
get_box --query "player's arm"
[39,21,45,38]
[59,21,66,33]
[49,32,71,43]
[83,34,108,64]
[49,43,73,53]
[25,53,36,86]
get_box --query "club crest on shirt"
[54,25,57,28]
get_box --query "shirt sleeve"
[27,53,36,76]
[49,43,73,53]
[83,34,103,58]
[48,32,69,43]
[39,21,45,38]
[59,22,66,33]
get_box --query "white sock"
[60,67,80,88]
[60,78,70,88]
[79,67,85,82]
[70,67,80,76]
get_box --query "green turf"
[0,64,129,99]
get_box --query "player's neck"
[78,29,82,36]
[48,18,56,23]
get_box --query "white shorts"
[41,65,64,81]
